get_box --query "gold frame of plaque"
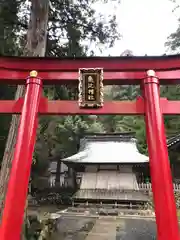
[78,68,104,108]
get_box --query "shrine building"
[62,132,150,203]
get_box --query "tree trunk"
[0,0,49,222]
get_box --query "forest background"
[0,0,180,190]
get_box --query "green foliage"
[165,1,180,53]
[165,24,180,53]
[47,0,120,56]
[99,85,147,154]
[163,5,180,161]
[0,0,21,163]
[23,213,58,239]
[0,0,22,55]
[161,86,180,137]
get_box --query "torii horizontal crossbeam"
[0,69,180,84]
[1,55,180,84]
[1,55,180,70]
[1,97,180,115]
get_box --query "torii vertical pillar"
[0,71,42,240]
[143,70,179,240]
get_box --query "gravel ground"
[55,216,95,240]
[116,218,156,240]
[53,215,156,240]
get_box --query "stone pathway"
[53,215,156,240]
[86,217,117,240]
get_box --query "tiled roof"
[62,133,148,164]
[49,133,180,172]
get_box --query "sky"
[94,0,180,56]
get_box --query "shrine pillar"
[143,70,179,240]
[0,71,42,240]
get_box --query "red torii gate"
[0,55,180,240]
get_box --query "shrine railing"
[138,183,180,192]
[48,182,180,192]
